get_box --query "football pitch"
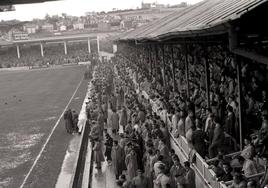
[0,66,88,188]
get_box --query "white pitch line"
[19,76,84,188]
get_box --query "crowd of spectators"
[115,42,268,187]
[86,58,197,188]
[0,42,96,68]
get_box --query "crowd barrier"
[69,71,96,188]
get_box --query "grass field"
[0,66,88,188]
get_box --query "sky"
[0,0,202,21]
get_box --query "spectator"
[184,161,195,188]
[154,164,171,188]
[112,140,125,180]
[204,108,214,145]
[125,149,138,180]
[177,111,186,137]
[219,162,233,182]
[192,118,207,158]
[185,110,195,134]
[228,173,247,188]
[110,108,120,133]
[132,169,149,188]
[209,117,225,158]
[241,155,258,177]
[120,106,128,131]
[104,133,113,165]
[154,155,166,177]
[93,138,104,170]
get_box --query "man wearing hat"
[132,169,149,188]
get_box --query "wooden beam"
[233,48,268,65]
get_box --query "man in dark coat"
[104,134,113,164]
[192,118,207,158]
[111,140,125,179]
[208,117,225,158]
[64,109,73,134]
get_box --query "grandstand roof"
[0,0,59,5]
[118,0,268,42]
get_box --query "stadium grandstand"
[1,0,268,188]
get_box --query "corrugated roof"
[119,0,268,41]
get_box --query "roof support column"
[171,45,176,92]
[236,55,243,150]
[40,43,44,57]
[184,44,190,98]
[154,45,158,78]
[16,45,21,59]
[87,38,91,53]
[64,41,68,55]
[204,50,210,109]
[147,46,151,79]
[97,36,100,53]
[161,45,166,89]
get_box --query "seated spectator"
[246,180,258,188]
[228,173,247,188]
[219,162,233,182]
[240,155,258,177]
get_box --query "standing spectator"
[154,155,166,177]
[208,117,225,158]
[185,110,194,134]
[112,140,125,180]
[172,109,180,132]
[64,109,73,134]
[120,106,128,131]
[97,109,105,139]
[205,108,214,144]
[72,109,79,133]
[125,149,138,180]
[93,138,104,170]
[177,111,186,137]
[104,133,113,165]
[154,164,171,188]
[132,169,149,188]
[89,122,102,142]
[186,125,195,149]
[192,119,207,158]
[224,105,236,137]
[110,108,120,133]
[184,161,195,188]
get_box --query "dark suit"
[208,124,225,158]
[192,129,207,158]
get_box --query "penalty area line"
[19,76,84,188]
